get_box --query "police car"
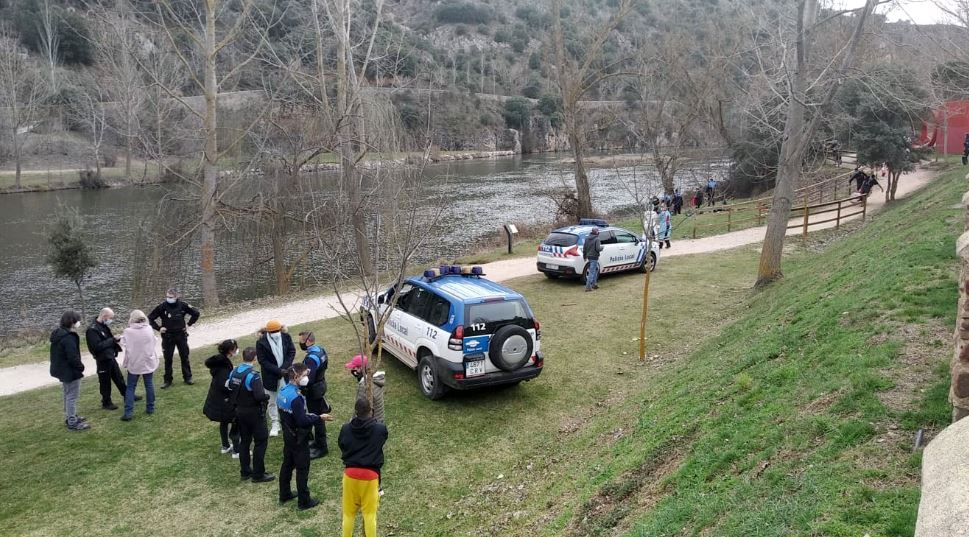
[362,266,543,400]
[536,219,660,282]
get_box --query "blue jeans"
[586,260,600,289]
[124,372,155,417]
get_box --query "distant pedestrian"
[148,288,200,389]
[693,189,704,210]
[656,204,672,249]
[86,307,139,411]
[204,339,241,457]
[706,179,717,207]
[256,319,296,438]
[119,309,158,421]
[340,397,389,537]
[228,347,275,483]
[583,227,603,292]
[347,355,385,424]
[963,133,969,166]
[672,189,683,215]
[50,310,89,431]
[850,166,868,192]
[859,173,883,199]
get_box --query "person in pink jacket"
[120,309,159,421]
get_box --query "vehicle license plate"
[545,264,559,270]
[465,360,486,377]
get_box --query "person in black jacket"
[256,320,296,438]
[148,288,200,389]
[86,307,138,410]
[582,228,603,293]
[340,397,389,537]
[277,364,333,510]
[50,310,90,431]
[203,339,240,457]
[299,331,329,458]
[227,347,274,483]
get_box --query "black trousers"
[237,409,268,477]
[95,358,126,406]
[219,420,240,450]
[279,427,312,503]
[161,332,192,383]
[305,397,328,451]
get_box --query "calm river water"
[0,153,717,337]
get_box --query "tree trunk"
[76,280,86,320]
[890,170,900,201]
[14,134,22,189]
[200,2,220,307]
[125,133,132,179]
[567,110,593,218]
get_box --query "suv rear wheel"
[418,355,447,400]
[489,324,534,371]
[641,252,657,273]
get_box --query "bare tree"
[549,0,634,218]
[755,0,878,287]
[36,0,60,95]
[0,28,47,190]
[72,80,109,180]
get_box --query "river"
[0,153,717,337]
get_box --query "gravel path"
[0,166,939,397]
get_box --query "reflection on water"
[0,153,715,336]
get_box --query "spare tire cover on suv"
[489,324,533,371]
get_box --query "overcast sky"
[842,0,958,24]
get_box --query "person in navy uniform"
[298,331,330,458]
[148,288,200,388]
[226,347,274,483]
[277,363,332,509]
[86,307,140,410]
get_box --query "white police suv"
[536,219,659,282]
[362,265,544,400]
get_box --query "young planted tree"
[549,0,634,218]
[0,28,47,190]
[755,0,878,287]
[47,210,98,318]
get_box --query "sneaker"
[269,424,280,437]
[232,451,240,459]
[121,415,133,422]
[584,288,593,292]
[251,473,276,483]
[161,382,172,390]
[593,285,599,290]
[67,421,90,431]
[379,487,385,497]
[220,445,234,455]
[102,403,118,410]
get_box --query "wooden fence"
[787,195,867,238]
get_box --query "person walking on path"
[858,173,883,200]
[86,307,139,410]
[298,331,330,458]
[204,339,241,457]
[228,347,275,483]
[119,309,158,421]
[148,288,200,389]
[278,364,333,510]
[256,320,296,438]
[347,355,385,424]
[50,310,89,431]
[657,203,672,249]
[340,397,389,537]
[850,166,868,192]
[583,227,603,292]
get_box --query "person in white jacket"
[120,310,159,421]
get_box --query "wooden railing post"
[802,205,810,239]
[727,206,732,232]
[692,217,697,239]
[836,200,842,228]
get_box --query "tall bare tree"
[550,0,634,218]
[0,28,47,190]
[755,0,878,287]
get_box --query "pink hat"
[345,355,368,369]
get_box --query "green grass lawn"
[0,166,959,535]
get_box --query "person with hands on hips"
[148,288,200,388]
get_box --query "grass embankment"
[0,166,958,536]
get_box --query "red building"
[917,101,969,155]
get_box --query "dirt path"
[0,167,940,397]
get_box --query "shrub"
[78,170,107,189]
[521,83,541,99]
[434,1,495,25]
[529,52,541,70]
[537,94,562,117]
[503,97,532,130]
[455,24,468,36]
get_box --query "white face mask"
[298,376,309,387]
[73,321,81,329]
[104,319,114,326]
[166,297,176,304]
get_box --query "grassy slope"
[0,167,958,536]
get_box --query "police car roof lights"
[578,218,609,227]
[422,264,486,281]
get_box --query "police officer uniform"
[226,363,273,482]
[277,381,322,509]
[302,344,329,457]
[148,298,200,386]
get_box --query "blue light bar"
[579,218,609,227]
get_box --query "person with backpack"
[298,331,330,458]
[203,339,240,458]
[277,364,333,510]
[227,347,274,483]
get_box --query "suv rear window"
[543,232,578,247]
[465,299,532,336]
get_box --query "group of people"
[849,166,883,199]
[49,289,390,535]
[690,178,718,209]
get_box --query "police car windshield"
[544,232,578,247]
[467,299,529,325]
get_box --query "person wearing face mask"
[227,347,274,483]
[298,331,329,458]
[119,310,159,421]
[277,364,333,510]
[148,288,200,389]
[50,310,89,431]
[204,339,241,457]
[85,307,139,410]
[256,320,296,437]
